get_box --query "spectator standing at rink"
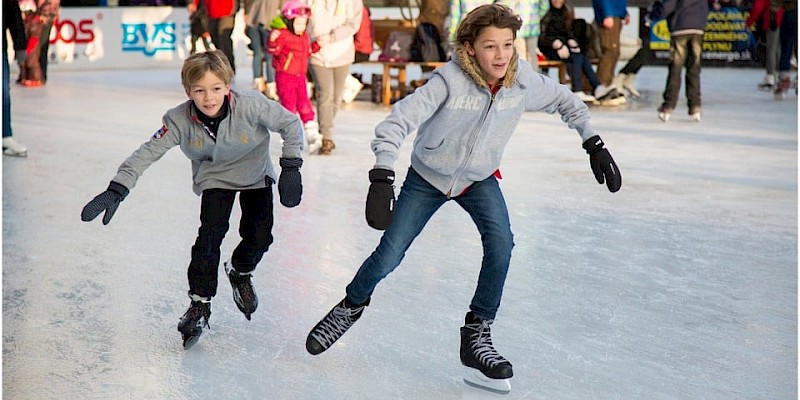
[774,0,797,99]
[516,0,550,70]
[244,0,280,99]
[655,0,710,121]
[307,0,363,155]
[188,0,238,73]
[591,0,628,102]
[3,0,28,156]
[746,0,783,91]
[37,0,59,85]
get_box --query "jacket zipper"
[445,89,495,198]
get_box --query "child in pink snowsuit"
[267,1,322,151]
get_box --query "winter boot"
[224,260,258,320]
[3,137,28,157]
[319,139,336,156]
[177,293,212,349]
[460,312,513,394]
[304,121,322,154]
[252,77,266,93]
[305,297,370,355]
[573,91,598,104]
[266,82,279,101]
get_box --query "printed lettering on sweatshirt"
[445,95,484,111]
[495,95,523,111]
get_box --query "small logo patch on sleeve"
[152,125,168,140]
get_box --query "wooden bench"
[362,60,446,106]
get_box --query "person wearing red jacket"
[746,0,784,90]
[268,1,323,153]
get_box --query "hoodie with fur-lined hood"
[371,44,597,197]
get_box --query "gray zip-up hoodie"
[371,45,597,197]
[112,90,304,195]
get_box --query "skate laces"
[185,301,211,328]
[311,301,365,348]
[231,273,256,303]
[466,320,508,367]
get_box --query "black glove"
[582,135,621,193]
[278,157,303,207]
[81,181,129,225]
[365,168,396,230]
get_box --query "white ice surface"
[2,65,797,400]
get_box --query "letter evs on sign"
[121,22,177,56]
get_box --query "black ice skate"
[177,294,211,350]
[305,297,370,355]
[460,311,513,394]
[225,260,258,320]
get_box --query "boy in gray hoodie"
[304,4,621,394]
[80,50,305,349]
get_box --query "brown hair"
[455,4,523,46]
[180,50,234,91]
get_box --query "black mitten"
[582,135,622,193]
[80,181,129,225]
[365,168,395,230]
[278,157,303,207]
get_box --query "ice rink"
[2,63,797,399]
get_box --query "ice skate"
[252,77,266,93]
[304,121,322,154]
[305,297,370,355]
[573,91,598,105]
[3,137,28,157]
[265,82,279,101]
[758,74,775,91]
[774,73,792,100]
[177,293,211,349]
[657,106,672,122]
[460,312,513,394]
[621,73,641,98]
[689,107,701,122]
[224,260,258,320]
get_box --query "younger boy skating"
[81,50,305,349]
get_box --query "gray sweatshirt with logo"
[371,45,597,197]
[112,90,304,195]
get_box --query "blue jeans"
[661,33,703,111]
[778,8,797,73]
[247,25,274,82]
[346,168,515,320]
[568,52,600,92]
[3,45,12,138]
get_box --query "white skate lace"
[311,302,365,349]
[468,320,508,368]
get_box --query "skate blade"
[182,333,201,350]
[462,366,511,394]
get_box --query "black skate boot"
[177,294,211,350]
[460,311,513,394]
[224,260,258,320]
[305,297,370,355]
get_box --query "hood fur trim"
[453,43,519,90]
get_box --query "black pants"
[208,15,236,73]
[188,187,274,298]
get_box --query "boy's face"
[293,16,308,34]
[186,70,231,118]
[465,26,515,85]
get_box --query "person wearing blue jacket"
[592,0,629,101]
[654,0,711,121]
[304,4,621,394]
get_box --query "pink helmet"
[281,1,312,19]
